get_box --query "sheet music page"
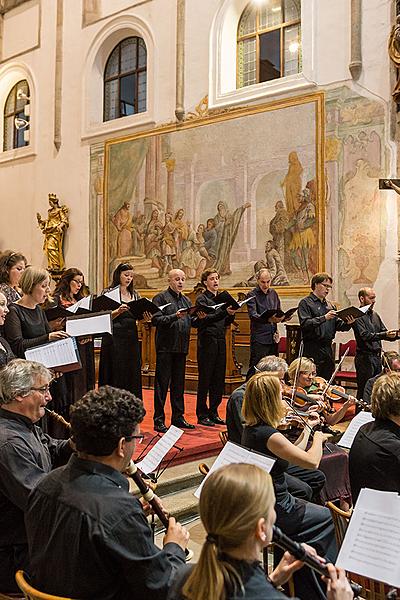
[238,297,251,307]
[337,411,375,449]
[66,313,112,336]
[25,337,78,368]
[194,442,275,498]
[104,286,121,303]
[135,426,183,474]
[67,295,92,313]
[158,303,171,311]
[336,488,400,587]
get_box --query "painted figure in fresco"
[172,209,189,263]
[281,151,303,217]
[161,212,177,275]
[264,240,289,286]
[145,209,164,274]
[269,200,289,258]
[287,188,316,282]
[203,218,218,264]
[131,213,145,256]
[180,223,207,279]
[37,194,69,272]
[196,223,212,265]
[112,201,133,256]
[213,200,251,276]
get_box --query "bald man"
[152,269,195,432]
[353,287,398,397]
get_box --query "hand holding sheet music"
[135,426,183,474]
[337,411,374,449]
[194,441,275,498]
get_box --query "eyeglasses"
[300,371,316,377]
[124,434,144,444]
[320,283,332,289]
[71,280,83,285]
[30,384,51,395]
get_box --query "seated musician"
[0,359,73,594]
[362,350,400,406]
[241,372,337,600]
[349,372,400,504]
[168,464,353,600]
[226,355,326,502]
[25,386,189,600]
[287,358,356,427]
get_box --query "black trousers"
[247,341,278,378]
[285,464,326,501]
[355,352,381,399]
[196,337,226,419]
[0,544,28,593]
[304,342,335,380]
[153,352,186,424]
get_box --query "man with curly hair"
[25,386,189,600]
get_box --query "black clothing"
[298,293,350,379]
[168,558,291,600]
[152,288,192,354]
[0,335,14,368]
[26,455,185,600]
[246,287,280,372]
[4,303,50,357]
[349,418,400,504]
[99,288,142,397]
[362,372,383,405]
[152,288,192,425]
[353,309,388,397]
[226,383,247,444]
[242,423,336,600]
[194,290,234,419]
[0,408,71,592]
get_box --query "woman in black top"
[169,463,352,600]
[241,373,337,600]
[0,292,14,367]
[99,263,151,397]
[0,250,26,304]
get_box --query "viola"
[282,383,327,414]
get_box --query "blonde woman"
[241,373,337,600]
[170,464,352,600]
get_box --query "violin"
[313,376,369,411]
[281,383,328,414]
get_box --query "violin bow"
[382,353,392,372]
[319,348,349,398]
[290,340,304,407]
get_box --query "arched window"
[3,79,30,151]
[237,0,301,88]
[103,36,147,121]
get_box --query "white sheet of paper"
[194,441,275,498]
[359,304,370,314]
[336,488,400,587]
[337,411,375,449]
[66,295,92,314]
[158,303,172,311]
[104,286,121,303]
[25,337,78,368]
[66,313,112,336]
[135,426,183,474]
[238,297,252,307]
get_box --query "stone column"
[175,0,185,121]
[144,138,156,216]
[349,0,362,80]
[165,158,176,214]
[54,0,63,151]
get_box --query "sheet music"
[158,303,172,311]
[104,286,121,303]
[135,426,183,474]
[238,298,251,307]
[194,441,275,498]
[337,411,375,449]
[25,337,78,368]
[359,304,370,314]
[336,488,400,587]
[66,313,112,336]
[66,295,92,313]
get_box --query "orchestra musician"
[0,360,73,594]
[362,350,400,405]
[241,372,337,600]
[353,287,399,398]
[25,386,189,600]
[349,372,400,504]
[193,270,236,426]
[168,464,353,600]
[298,273,354,380]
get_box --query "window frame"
[236,1,301,88]
[103,36,147,122]
[3,79,30,152]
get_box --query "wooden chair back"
[15,572,75,600]
[219,430,228,446]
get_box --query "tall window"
[104,37,147,121]
[237,0,301,88]
[3,80,30,151]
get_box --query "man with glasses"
[25,385,188,600]
[0,359,73,594]
[298,273,354,380]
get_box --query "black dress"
[0,336,14,368]
[98,288,142,397]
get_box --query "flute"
[126,460,193,561]
[272,526,362,596]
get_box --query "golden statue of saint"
[388,16,400,103]
[37,194,69,272]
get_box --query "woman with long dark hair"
[0,250,27,303]
[99,262,149,397]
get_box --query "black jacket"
[152,288,192,354]
[193,290,234,340]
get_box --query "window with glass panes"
[104,37,147,122]
[237,0,301,88]
[3,80,30,151]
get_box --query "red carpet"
[132,389,227,466]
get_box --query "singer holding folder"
[169,464,352,600]
[99,263,151,398]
